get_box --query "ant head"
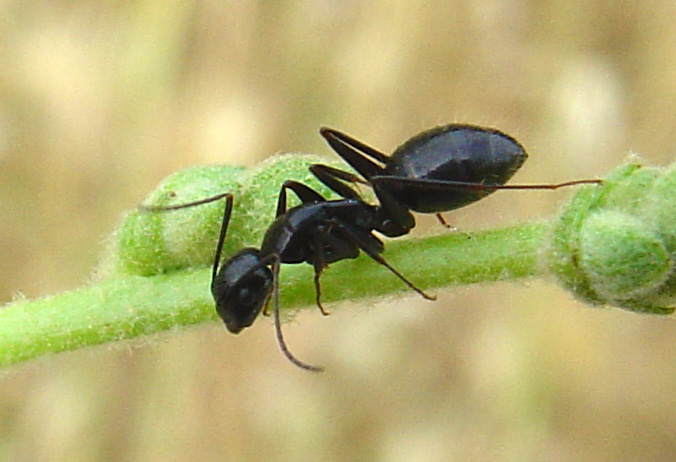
[211,248,273,334]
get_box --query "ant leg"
[435,213,468,237]
[310,230,360,315]
[309,164,365,200]
[371,183,416,237]
[311,164,369,185]
[282,180,326,203]
[275,184,289,218]
[435,213,453,229]
[307,167,417,239]
[320,127,391,164]
[311,234,330,316]
[331,220,436,301]
[270,257,324,372]
[370,176,602,193]
[313,269,330,316]
[320,127,386,180]
[262,297,271,317]
[435,213,463,233]
[276,181,327,217]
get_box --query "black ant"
[311,124,602,230]
[143,124,601,372]
[142,178,435,372]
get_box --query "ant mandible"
[143,177,434,372]
[311,124,601,230]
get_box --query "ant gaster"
[143,178,434,372]
[312,124,602,230]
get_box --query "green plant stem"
[0,222,546,368]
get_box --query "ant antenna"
[475,179,603,190]
[370,176,602,192]
[138,192,231,212]
[271,258,324,372]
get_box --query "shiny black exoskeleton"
[313,124,601,228]
[147,179,434,372]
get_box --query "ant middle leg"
[309,231,360,316]
[276,180,327,217]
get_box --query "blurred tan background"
[2,1,676,461]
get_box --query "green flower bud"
[579,211,671,302]
[548,162,676,314]
[116,165,243,275]
[113,155,343,276]
[643,162,676,254]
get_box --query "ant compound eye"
[237,287,258,307]
[223,276,272,331]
